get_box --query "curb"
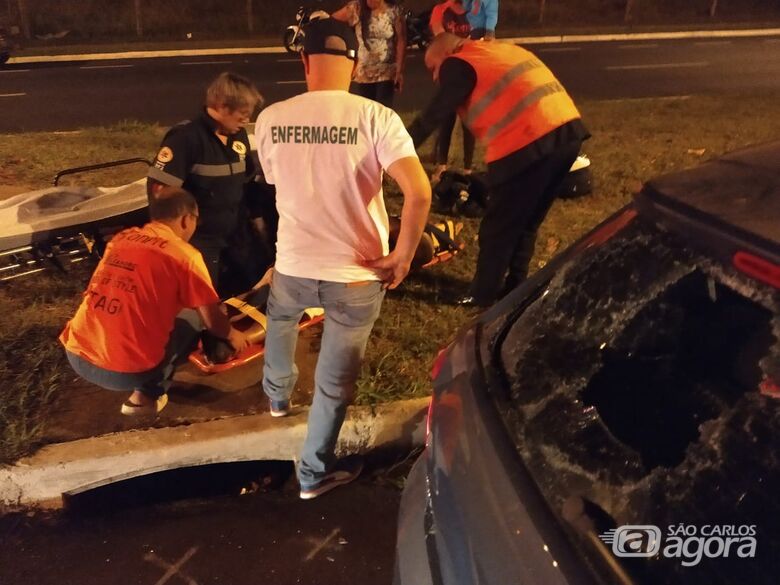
[9,46,287,64]
[8,27,780,65]
[503,26,780,45]
[0,397,429,509]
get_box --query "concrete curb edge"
[505,26,780,44]
[8,27,780,65]
[0,397,430,509]
[9,46,287,64]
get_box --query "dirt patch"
[39,327,323,445]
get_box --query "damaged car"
[394,141,780,585]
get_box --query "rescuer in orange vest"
[408,33,589,307]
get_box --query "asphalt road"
[1,36,779,133]
[0,459,406,585]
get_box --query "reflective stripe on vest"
[191,160,246,177]
[453,42,581,163]
[147,166,185,187]
[463,57,543,127]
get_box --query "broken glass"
[491,216,780,584]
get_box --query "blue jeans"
[66,309,202,398]
[262,271,385,488]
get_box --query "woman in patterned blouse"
[332,0,407,108]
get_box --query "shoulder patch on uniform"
[156,146,174,163]
[232,141,247,155]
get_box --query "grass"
[0,120,164,189]
[0,272,86,463]
[1,92,779,463]
[358,93,780,402]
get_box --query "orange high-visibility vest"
[452,41,581,163]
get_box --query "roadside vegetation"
[1,92,779,464]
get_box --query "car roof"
[635,140,780,263]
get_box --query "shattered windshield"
[493,216,780,584]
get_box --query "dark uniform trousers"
[351,81,396,109]
[193,221,270,298]
[470,140,582,305]
[190,236,226,290]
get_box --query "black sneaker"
[299,455,364,500]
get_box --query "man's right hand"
[362,251,412,290]
[383,156,432,288]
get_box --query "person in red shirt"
[430,0,471,37]
[60,187,249,416]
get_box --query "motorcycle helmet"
[557,155,593,200]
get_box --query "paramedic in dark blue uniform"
[147,72,263,296]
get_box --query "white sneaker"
[121,393,168,416]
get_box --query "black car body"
[394,142,780,585]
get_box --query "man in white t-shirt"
[254,17,431,500]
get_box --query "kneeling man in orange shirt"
[60,187,248,416]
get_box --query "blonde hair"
[206,72,263,111]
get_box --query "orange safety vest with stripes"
[452,41,581,163]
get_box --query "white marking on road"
[0,92,26,97]
[144,547,199,585]
[180,60,233,66]
[599,95,692,103]
[618,43,659,49]
[79,64,134,70]
[537,47,582,53]
[606,61,708,70]
[304,528,340,562]
[276,80,306,85]
[10,47,286,64]
[693,40,732,46]
[0,69,30,73]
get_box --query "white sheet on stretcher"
[0,178,147,250]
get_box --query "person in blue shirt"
[463,0,498,40]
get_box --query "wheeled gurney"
[0,158,150,281]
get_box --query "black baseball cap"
[303,18,358,61]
